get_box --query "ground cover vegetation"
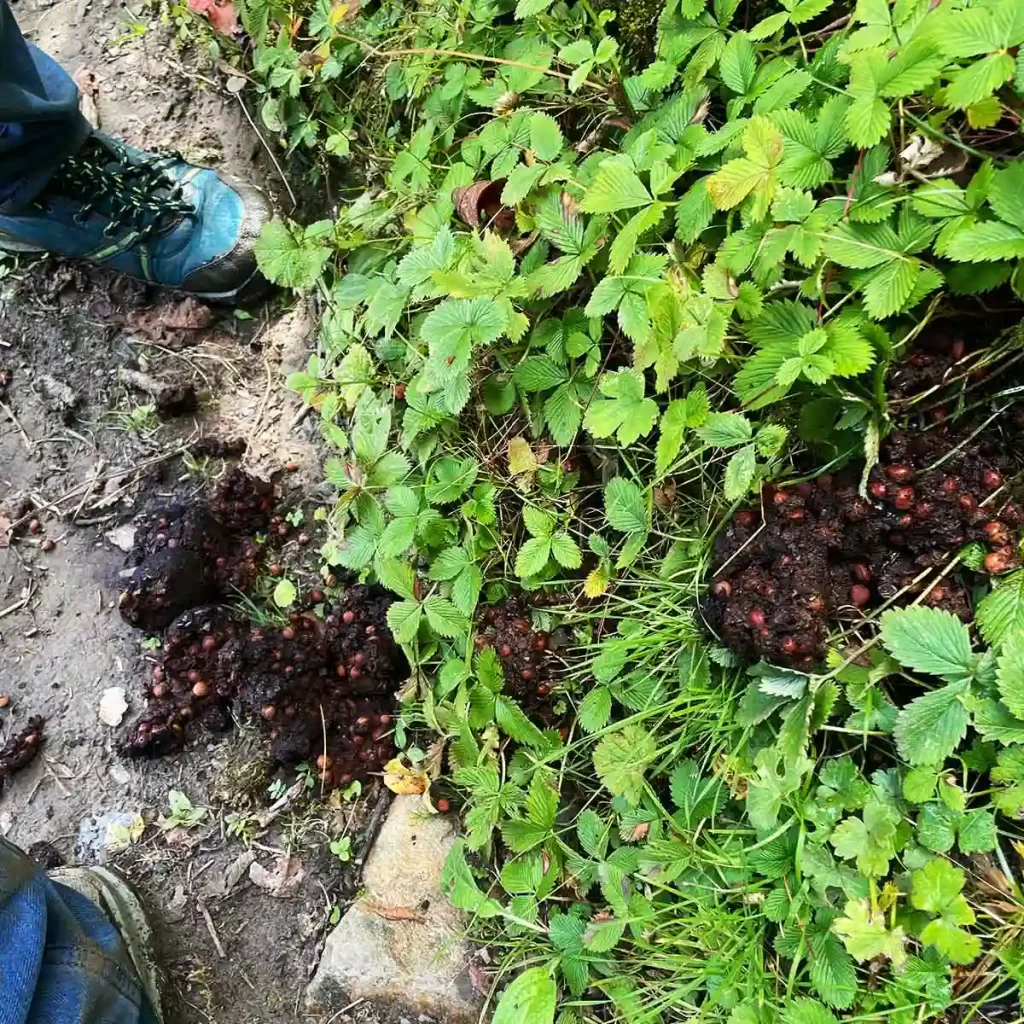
[197,0,1024,1018]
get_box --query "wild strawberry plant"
[218,0,1024,1018]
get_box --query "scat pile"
[477,596,557,712]
[123,586,408,783]
[707,374,1022,669]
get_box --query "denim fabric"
[0,839,148,1023]
[0,0,90,211]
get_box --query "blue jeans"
[0,0,90,212]
[0,839,151,1023]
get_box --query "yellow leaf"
[508,435,537,475]
[383,757,428,795]
[584,566,610,598]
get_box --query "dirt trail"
[0,5,412,1022]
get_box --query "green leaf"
[604,477,648,533]
[833,899,907,968]
[583,369,659,445]
[958,809,997,854]
[696,412,754,447]
[493,967,556,1024]
[719,31,757,95]
[911,859,980,963]
[997,630,1024,718]
[944,221,1024,263]
[808,932,858,1009]
[529,112,564,161]
[782,998,838,1024]
[273,578,297,608]
[550,531,582,569]
[254,220,331,292]
[514,355,567,392]
[593,724,657,805]
[495,695,546,747]
[894,682,971,766]
[989,163,1024,232]
[387,599,423,644]
[425,457,479,504]
[945,51,1015,110]
[580,157,652,214]
[423,596,467,637]
[977,571,1024,644]
[724,445,758,501]
[516,536,552,578]
[879,607,975,683]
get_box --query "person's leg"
[0,0,91,211]
[0,838,160,1023]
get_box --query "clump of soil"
[123,586,407,784]
[0,716,45,784]
[706,343,1022,670]
[477,597,557,712]
[118,469,274,630]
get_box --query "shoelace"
[39,137,196,242]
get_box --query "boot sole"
[0,236,268,306]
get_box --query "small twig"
[0,588,32,621]
[354,786,390,867]
[233,93,297,211]
[197,899,227,959]
[0,400,33,451]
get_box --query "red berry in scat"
[939,477,958,494]
[310,590,325,604]
[850,585,871,608]
[282,627,295,641]
[886,464,913,482]
[534,633,549,651]
[365,624,376,636]
[713,579,732,598]
[436,797,450,813]
[985,521,1011,545]
[500,644,512,657]
[335,663,347,678]
[188,670,200,683]
[152,684,167,698]
[960,494,978,514]
[152,666,164,681]
[521,668,534,681]
[950,339,966,361]
[192,680,210,698]
[262,705,277,721]
[897,514,913,528]
[378,714,391,728]
[202,636,217,651]
[513,618,530,634]
[893,487,914,510]
[773,489,790,505]
[869,481,887,499]
[808,596,825,612]
[926,586,945,605]
[983,469,1003,490]
[734,510,757,528]
[537,684,551,695]
[781,637,799,655]
[758,627,770,640]
[342,610,355,624]
[913,503,932,520]
[298,532,311,545]
[269,563,283,576]
[352,652,366,667]
[349,667,362,681]
[986,550,1014,574]
[852,563,871,582]
[748,608,766,628]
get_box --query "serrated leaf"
[894,682,971,765]
[516,536,552,578]
[604,477,648,533]
[423,596,467,637]
[977,571,1024,645]
[696,411,754,447]
[997,630,1024,718]
[492,967,556,1024]
[580,157,652,214]
[880,607,975,683]
[584,369,658,444]
[550,531,582,569]
[724,445,757,500]
[593,724,657,805]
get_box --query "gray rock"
[306,796,479,1023]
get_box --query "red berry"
[950,339,965,361]
[192,680,210,698]
[983,469,1003,490]
[850,585,871,608]
[852,563,871,582]
[985,521,1010,545]
[500,644,512,657]
[869,481,887,499]
[960,494,978,514]
[342,610,355,624]
[787,508,806,522]
[282,627,295,641]
[886,464,913,482]
[986,550,1014,574]
[712,579,732,598]
[781,637,799,654]
[748,608,766,629]
[436,797,450,813]
[893,487,915,510]
[734,510,757,528]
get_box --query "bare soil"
[0,3,416,1021]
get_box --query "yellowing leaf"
[584,565,611,597]
[383,757,429,795]
[707,116,783,221]
[508,436,538,476]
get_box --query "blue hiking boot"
[0,132,272,303]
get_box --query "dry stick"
[197,900,227,959]
[334,33,606,92]
[233,93,298,211]
[0,400,33,452]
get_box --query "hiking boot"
[0,132,272,303]
[51,864,165,1023]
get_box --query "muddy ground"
[0,3,423,1021]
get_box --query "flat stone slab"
[306,796,479,1023]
